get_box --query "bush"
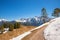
[0,25,4,34]
[3,22,9,28]
[14,22,20,29]
[9,23,14,31]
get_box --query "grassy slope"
[0,25,35,40]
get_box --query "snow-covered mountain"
[0,19,8,25]
[44,17,60,40]
[15,18,27,22]
[15,16,51,26]
[0,19,8,22]
[0,16,51,26]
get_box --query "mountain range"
[0,16,52,26]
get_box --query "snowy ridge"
[15,16,51,26]
[10,22,49,40]
[15,20,27,22]
[44,17,60,40]
[29,22,49,32]
[0,19,8,22]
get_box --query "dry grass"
[22,25,48,40]
[0,25,35,40]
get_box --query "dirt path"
[22,25,47,40]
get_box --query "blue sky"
[0,0,60,20]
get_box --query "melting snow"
[11,32,31,40]
[44,17,60,40]
[3,28,9,33]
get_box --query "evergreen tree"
[17,22,20,28]
[41,8,48,23]
[41,8,48,18]
[0,25,4,34]
[14,22,20,29]
[52,8,60,17]
[9,23,14,31]
[3,23,7,28]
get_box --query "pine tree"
[52,8,60,17]
[41,8,48,23]
[41,8,48,18]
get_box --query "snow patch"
[10,32,31,40]
[44,17,60,40]
[29,22,49,32]
[3,28,9,33]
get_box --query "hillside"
[21,17,60,40]
[0,25,35,40]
